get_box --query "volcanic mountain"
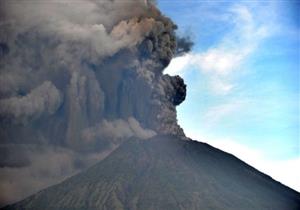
[4,135,300,210]
[1,1,299,209]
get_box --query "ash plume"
[176,35,194,56]
[0,0,186,206]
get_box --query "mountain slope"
[3,135,300,210]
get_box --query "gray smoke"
[0,81,62,124]
[176,36,194,56]
[81,118,156,147]
[0,0,186,206]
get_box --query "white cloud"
[194,50,245,75]
[186,130,300,192]
[164,54,192,76]
[208,77,235,94]
[165,4,271,94]
[202,100,246,128]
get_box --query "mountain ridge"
[3,135,300,210]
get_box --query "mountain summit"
[4,135,300,210]
[1,1,299,209]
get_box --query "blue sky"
[158,0,299,191]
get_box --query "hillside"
[3,135,300,210]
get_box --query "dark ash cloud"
[176,36,194,56]
[0,0,187,206]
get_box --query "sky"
[158,0,300,191]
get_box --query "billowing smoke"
[0,0,186,206]
[176,36,194,56]
[0,81,62,124]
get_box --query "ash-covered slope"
[1,1,298,208]
[4,135,300,210]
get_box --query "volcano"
[3,135,300,210]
